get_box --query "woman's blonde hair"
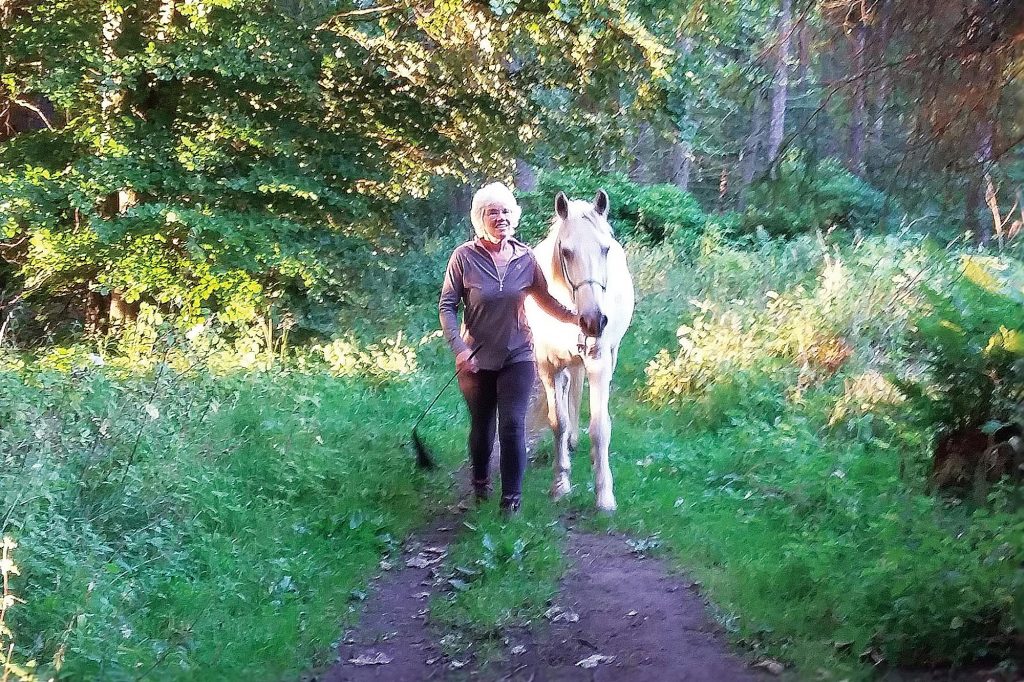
[470,182,522,238]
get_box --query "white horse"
[525,189,634,512]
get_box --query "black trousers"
[457,361,537,500]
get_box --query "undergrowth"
[585,231,1024,678]
[4,226,1024,681]
[0,335,463,680]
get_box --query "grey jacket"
[439,238,576,370]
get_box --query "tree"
[0,0,671,339]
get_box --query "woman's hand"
[456,348,479,374]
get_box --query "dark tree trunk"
[514,158,537,192]
[968,118,996,244]
[669,135,693,191]
[86,288,110,335]
[628,123,652,184]
[847,23,868,176]
[766,0,792,175]
[789,15,812,150]
[737,94,767,211]
[716,165,729,214]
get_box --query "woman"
[439,182,579,516]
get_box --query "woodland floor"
[301,478,1019,682]
[308,485,773,682]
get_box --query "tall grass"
[0,335,464,680]
[592,232,1024,676]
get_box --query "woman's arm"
[439,250,471,356]
[530,261,578,325]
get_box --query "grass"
[582,233,1024,677]
[433,232,1024,679]
[429,465,566,660]
[1,350,465,680]
[4,230,1024,680]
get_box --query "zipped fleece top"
[439,238,576,370]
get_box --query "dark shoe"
[499,494,521,518]
[473,478,491,503]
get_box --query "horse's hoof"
[595,493,617,513]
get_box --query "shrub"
[517,167,705,245]
[900,255,1024,432]
[742,158,888,236]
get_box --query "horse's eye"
[561,248,573,261]
[601,245,610,257]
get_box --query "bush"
[900,256,1024,430]
[742,158,888,236]
[517,166,705,245]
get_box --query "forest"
[1,0,1023,679]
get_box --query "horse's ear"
[594,189,609,217]
[555,192,570,220]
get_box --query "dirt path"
[313,512,769,682]
[473,527,769,681]
[316,514,462,682]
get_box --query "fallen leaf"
[543,606,580,623]
[450,660,466,669]
[576,654,615,668]
[626,610,638,617]
[379,560,393,571]
[414,591,431,599]
[753,659,785,675]
[406,552,444,569]
[349,653,392,666]
[510,645,526,655]
[426,657,439,665]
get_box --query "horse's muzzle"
[581,312,608,338]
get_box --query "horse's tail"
[567,364,585,452]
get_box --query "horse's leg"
[540,364,573,500]
[566,363,585,452]
[587,366,615,512]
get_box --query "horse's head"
[552,189,616,339]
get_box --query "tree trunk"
[449,183,473,235]
[765,0,792,175]
[86,289,110,334]
[789,15,811,151]
[669,134,693,191]
[968,118,996,244]
[716,165,729,214]
[628,122,652,184]
[514,158,537,192]
[737,94,767,211]
[869,70,888,166]
[847,23,868,176]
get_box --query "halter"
[556,239,609,358]
[556,240,608,303]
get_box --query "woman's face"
[480,202,514,242]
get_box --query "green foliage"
[0,346,463,679]
[899,255,1024,432]
[610,232,1024,670]
[742,159,889,236]
[518,166,705,244]
[0,0,672,339]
